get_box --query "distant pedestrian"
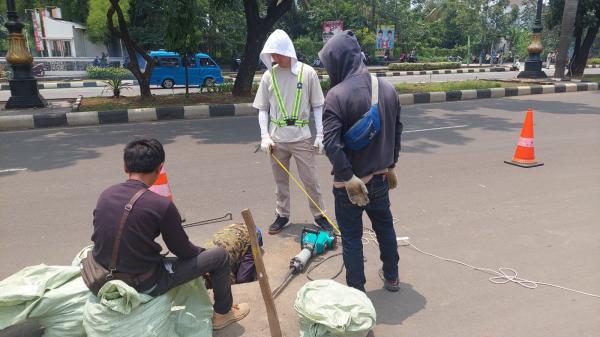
[479,50,484,66]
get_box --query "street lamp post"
[517,0,547,79]
[4,0,46,109]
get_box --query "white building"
[39,16,108,58]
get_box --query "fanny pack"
[81,189,155,296]
[344,74,380,151]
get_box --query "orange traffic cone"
[504,108,544,168]
[150,167,173,200]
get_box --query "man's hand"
[344,175,369,206]
[385,170,398,189]
[313,135,324,154]
[261,135,275,154]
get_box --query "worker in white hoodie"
[253,29,333,235]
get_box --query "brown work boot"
[212,303,250,330]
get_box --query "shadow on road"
[1,92,597,175]
[367,282,426,326]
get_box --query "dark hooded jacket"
[319,31,402,182]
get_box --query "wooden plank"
[241,209,282,337]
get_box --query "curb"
[1,82,597,132]
[398,81,598,105]
[0,80,139,91]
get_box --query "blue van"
[149,50,224,89]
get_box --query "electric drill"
[290,227,336,274]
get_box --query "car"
[149,50,224,89]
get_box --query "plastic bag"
[0,264,89,337]
[294,280,376,337]
[83,277,213,337]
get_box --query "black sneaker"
[314,216,334,233]
[379,269,400,292]
[269,215,290,234]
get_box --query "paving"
[1,91,599,336]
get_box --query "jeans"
[145,247,233,314]
[333,175,399,291]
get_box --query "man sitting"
[90,138,249,330]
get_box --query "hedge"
[87,66,134,80]
[589,58,600,65]
[388,62,461,71]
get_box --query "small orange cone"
[505,108,543,168]
[150,167,173,200]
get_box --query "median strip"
[0,81,597,131]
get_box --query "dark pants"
[146,247,233,314]
[333,175,399,291]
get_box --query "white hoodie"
[259,29,302,75]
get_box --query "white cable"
[391,218,600,299]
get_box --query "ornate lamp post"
[517,0,547,79]
[4,0,46,109]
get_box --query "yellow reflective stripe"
[292,64,304,120]
[271,67,289,118]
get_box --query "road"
[2,68,599,101]
[1,92,599,336]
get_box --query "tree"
[230,0,295,97]
[548,0,600,77]
[106,0,154,98]
[554,0,579,78]
[165,0,200,96]
[128,0,169,51]
[88,0,129,46]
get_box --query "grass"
[79,92,254,112]
[394,80,522,94]
[582,74,600,82]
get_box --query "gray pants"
[270,139,325,218]
[146,247,232,315]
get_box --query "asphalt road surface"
[1,91,599,336]
[2,68,599,101]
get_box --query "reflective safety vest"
[270,64,309,127]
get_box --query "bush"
[320,79,331,92]
[589,58,600,65]
[388,62,461,71]
[87,66,134,80]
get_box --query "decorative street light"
[4,0,46,109]
[517,0,547,79]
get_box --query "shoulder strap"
[108,189,147,272]
[370,74,379,106]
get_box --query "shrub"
[87,66,134,80]
[320,79,331,92]
[589,58,600,65]
[388,62,461,71]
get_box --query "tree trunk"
[107,0,154,99]
[232,0,293,97]
[568,24,600,77]
[554,0,579,78]
[233,31,266,97]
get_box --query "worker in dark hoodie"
[319,31,403,292]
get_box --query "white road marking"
[404,125,468,133]
[0,168,27,173]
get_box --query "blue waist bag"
[344,75,380,151]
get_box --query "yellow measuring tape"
[270,152,341,235]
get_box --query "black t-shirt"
[92,179,202,287]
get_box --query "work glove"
[344,175,369,206]
[385,170,398,189]
[313,135,324,155]
[261,135,275,154]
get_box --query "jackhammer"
[272,227,336,298]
